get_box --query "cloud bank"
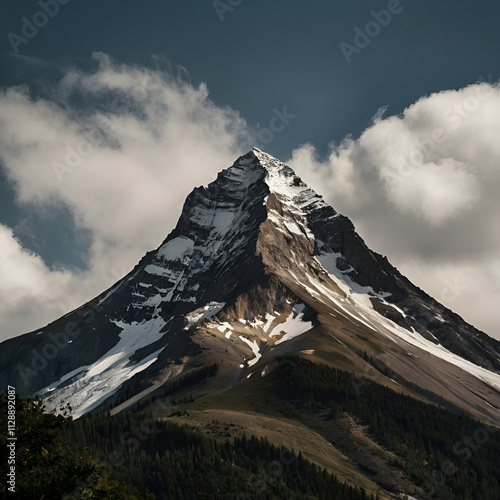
[0,53,252,340]
[289,78,500,339]
[0,55,499,341]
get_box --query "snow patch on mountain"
[40,316,168,418]
[259,313,275,334]
[380,316,500,392]
[314,251,500,392]
[185,302,226,327]
[239,335,262,367]
[274,304,314,344]
[317,252,391,304]
[157,236,194,262]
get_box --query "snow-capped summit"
[1,149,500,421]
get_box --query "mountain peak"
[2,149,500,423]
[249,146,278,164]
[225,148,323,211]
[230,147,292,176]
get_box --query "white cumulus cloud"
[289,78,500,339]
[0,53,253,341]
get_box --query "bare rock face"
[1,148,500,422]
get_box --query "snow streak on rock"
[40,316,169,417]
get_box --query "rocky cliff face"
[1,148,500,421]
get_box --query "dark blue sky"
[2,0,500,159]
[1,0,500,268]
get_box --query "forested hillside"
[267,357,500,500]
[1,392,376,499]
